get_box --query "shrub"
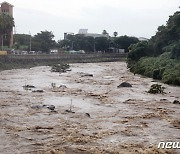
[148,84,165,94]
[51,63,70,73]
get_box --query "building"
[78,29,109,38]
[64,32,74,40]
[0,1,14,48]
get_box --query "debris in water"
[148,84,165,94]
[85,113,91,118]
[23,84,36,90]
[32,90,44,93]
[80,72,93,77]
[51,63,70,73]
[65,99,75,113]
[173,100,180,104]
[34,126,54,130]
[47,105,56,111]
[59,85,67,89]
[23,84,36,88]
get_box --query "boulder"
[173,100,180,104]
[117,82,132,88]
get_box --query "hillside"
[127,10,180,86]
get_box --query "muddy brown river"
[0,62,179,154]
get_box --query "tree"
[128,41,150,61]
[13,34,30,50]
[149,11,180,56]
[114,35,139,52]
[95,37,109,52]
[127,10,180,86]
[0,13,14,48]
[113,31,118,37]
[57,39,71,50]
[102,30,109,36]
[31,30,56,53]
[0,13,14,34]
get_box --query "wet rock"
[117,82,132,88]
[160,99,168,101]
[47,105,55,111]
[85,113,91,118]
[65,109,75,113]
[80,72,93,77]
[173,100,180,104]
[59,85,67,89]
[23,85,36,88]
[34,126,54,130]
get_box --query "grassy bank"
[127,10,180,86]
[129,52,180,85]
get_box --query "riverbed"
[0,62,179,154]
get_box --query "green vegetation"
[58,34,139,53]
[51,63,70,73]
[14,30,138,53]
[0,13,14,48]
[32,31,56,53]
[13,34,30,50]
[127,10,180,86]
[148,84,165,94]
[0,13,14,34]
[14,31,56,53]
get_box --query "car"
[78,50,85,54]
[68,50,77,53]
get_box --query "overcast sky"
[5,0,180,40]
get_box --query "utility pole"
[71,41,74,50]
[1,34,3,51]
[29,32,31,52]
[93,37,96,53]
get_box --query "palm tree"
[113,31,118,37]
[0,13,14,49]
[102,30,108,35]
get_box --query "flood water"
[0,62,179,154]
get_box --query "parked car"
[68,50,77,53]
[68,50,85,54]
[78,50,85,54]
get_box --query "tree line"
[127,10,180,85]
[0,12,139,53]
[13,32,139,53]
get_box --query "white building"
[78,29,109,38]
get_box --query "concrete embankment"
[6,53,127,63]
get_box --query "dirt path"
[0,62,179,154]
